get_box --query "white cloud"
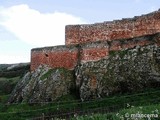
[0,4,87,47]
[0,54,29,64]
[0,39,31,64]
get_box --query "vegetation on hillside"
[0,63,30,78]
[0,63,30,101]
[0,88,159,119]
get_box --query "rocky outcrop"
[76,44,160,101]
[8,65,75,103]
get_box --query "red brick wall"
[30,46,78,71]
[80,42,109,62]
[81,48,109,62]
[65,10,160,45]
[109,38,154,51]
[65,25,80,45]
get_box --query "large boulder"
[8,65,75,103]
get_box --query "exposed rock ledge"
[76,44,160,101]
[8,65,75,103]
[8,44,160,103]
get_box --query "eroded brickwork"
[109,33,160,51]
[65,10,160,45]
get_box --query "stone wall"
[65,10,160,45]
[30,45,78,71]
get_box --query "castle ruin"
[9,10,160,103]
[31,10,160,71]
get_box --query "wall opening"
[45,53,49,57]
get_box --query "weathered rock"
[76,44,160,101]
[8,65,75,103]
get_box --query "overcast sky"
[0,0,159,64]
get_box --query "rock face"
[8,65,75,103]
[76,44,160,101]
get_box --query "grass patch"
[0,77,20,95]
[71,104,160,120]
[0,88,159,119]
[109,50,128,58]
[40,68,74,80]
[56,94,79,102]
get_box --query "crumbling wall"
[65,10,160,45]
